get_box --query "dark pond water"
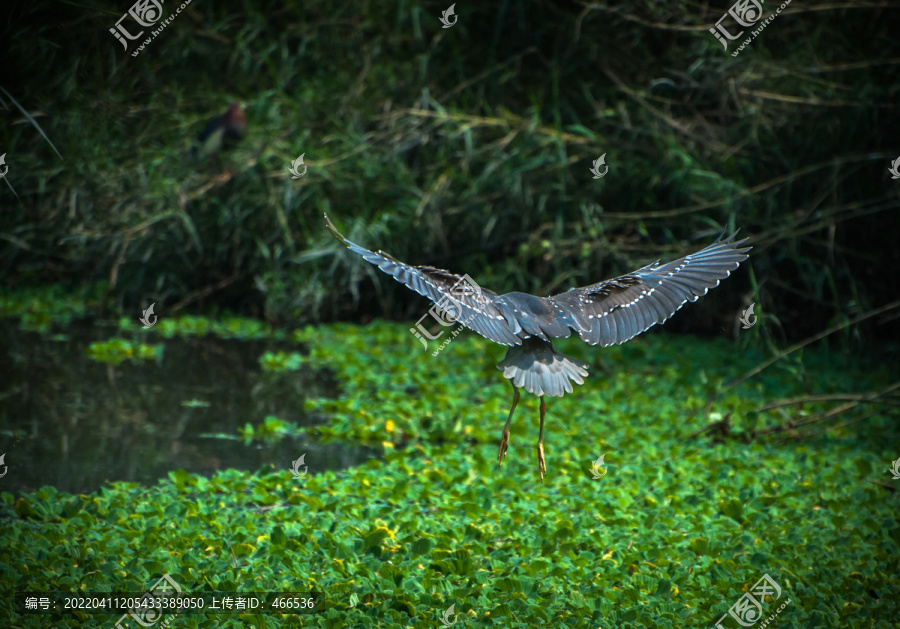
[0,318,378,496]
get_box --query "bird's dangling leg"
[497,382,520,466]
[537,396,547,483]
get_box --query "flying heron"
[324,214,750,481]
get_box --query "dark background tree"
[1,0,898,351]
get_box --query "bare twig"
[396,108,593,146]
[737,88,896,108]
[778,411,881,443]
[0,233,74,260]
[756,391,900,413]
[0,85,63,159]
[682,413,732,441]
[168,275,240,315]
[602,66,727,153]
[441,47,541,101]
[761,382,900,436]
[866,479,897,492]
[704,301,900,420]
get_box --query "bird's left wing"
[548,232,751,347]
[324,214,522,346]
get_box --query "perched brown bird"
[192,102,246,165]
[324,214,750,481]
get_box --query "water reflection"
[0,319,378,496]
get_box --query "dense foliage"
[2,288,898,627]
[1,1,898,344]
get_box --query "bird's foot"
[537,441,546,484]
[497,429,510,466]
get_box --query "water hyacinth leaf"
[690,538,710,555]
[720,499,745,524]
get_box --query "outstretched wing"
[324,214,522,346]
[546,232,751,346]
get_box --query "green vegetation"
[86,338,164,365]
[0,285,97,333]
[2,1,897,344]
[2,0,898,626]
[3,306,897,627]
[259,350,305,372]
[237,415,299,445]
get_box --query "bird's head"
[224,102,247,135]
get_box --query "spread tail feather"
[497,337,589,397]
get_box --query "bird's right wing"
[548,232,750,346]
[324,214,522,346]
